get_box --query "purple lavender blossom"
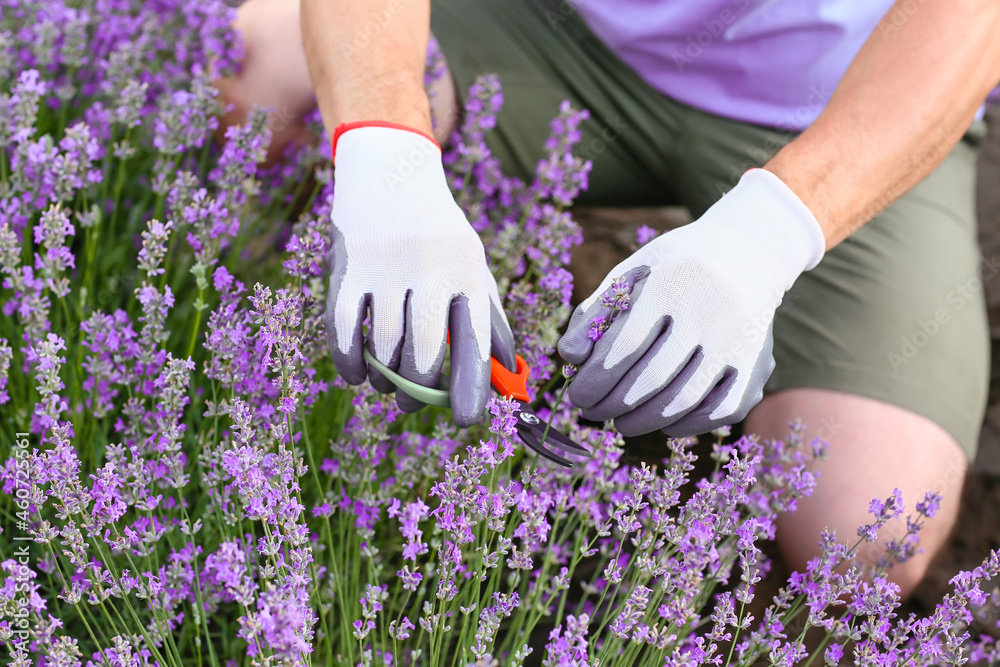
[152,74,220,156]
[858,487,904,542]
[0,339,11,405]
[916,490,942,518]
[572,276,632,369]
[636,225,659,246]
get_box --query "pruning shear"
[362,343,588,467]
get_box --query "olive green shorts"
[431,0,991,459]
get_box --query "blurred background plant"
[1,2,1000,666]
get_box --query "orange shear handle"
[490,354,531,403]
[446,331,531,403]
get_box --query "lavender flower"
[136,219,172,276]
[0,338,11,405]
[211,108,271,211]
[4,69,45,145]
[354,584,387,641]
[858,487,904,543]
[535,101,592,206]
[248,283,306,422]
[148,354,195,488]
[152,73,220,156]
[48,122,102,204]
[636,225,659,246]
[543,614,592,665]
[473,592,520,660]
[564,275,631,382]
[32,204,75,298]
[135,280,174,366]
[25,333,69,437]
[443,74,507,232]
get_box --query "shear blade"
[515,424,574,467]
[518,416,589,453]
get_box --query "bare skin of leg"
[744,388,968,599]
[216,0,458,161]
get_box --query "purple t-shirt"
[576,0,897,130]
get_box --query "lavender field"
[1,2,1000,665]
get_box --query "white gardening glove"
[558,168,826,436]
[324,123,516,426]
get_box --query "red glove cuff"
[332,121,441,164]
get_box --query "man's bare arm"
[300,0,432,136]
[766,0,1000,249]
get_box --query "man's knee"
[754,390,968,600]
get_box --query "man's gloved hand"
[558,168,826,437]
[324,122,516,426]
